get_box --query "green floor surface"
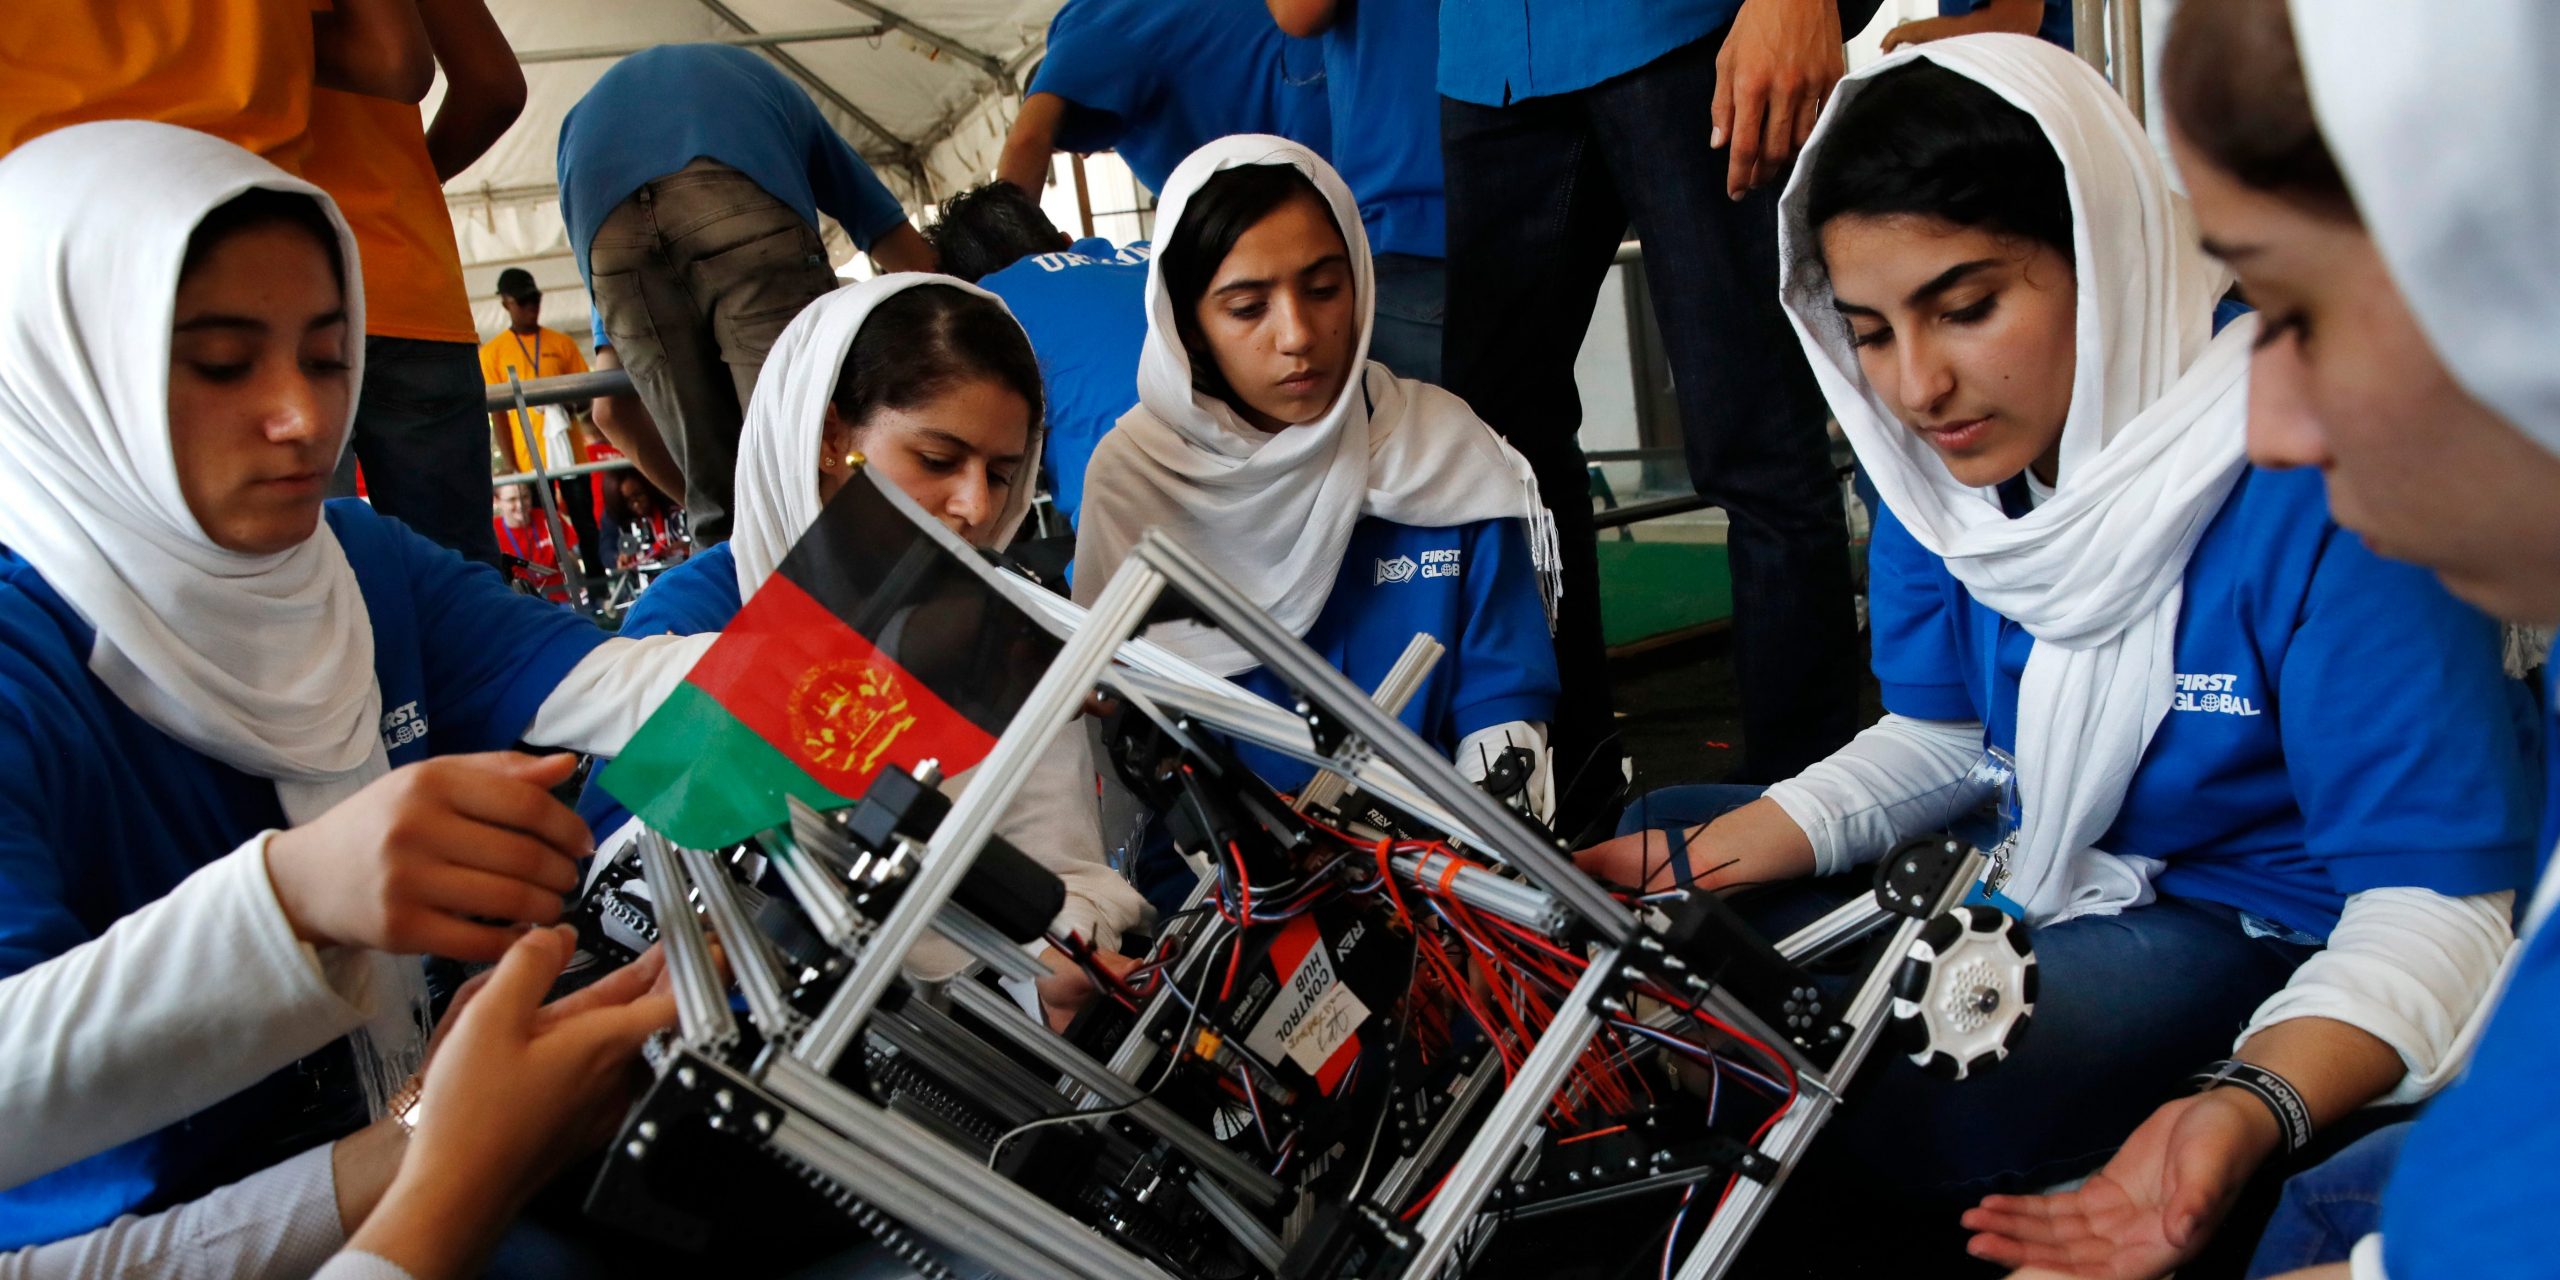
[1597,539,1732,649]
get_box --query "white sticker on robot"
[1282,982,1371,1075]
[1245,939,1342,1065]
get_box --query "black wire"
[984,915,1232,1169]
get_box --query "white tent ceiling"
[443,0,1067,343]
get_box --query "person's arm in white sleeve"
[313,1256,417,1280]
[1762,713,1986,876]
[1581,713,1983,893]
[2241,887,2516,1103]
[519,634,719,757]
[0,1117,407,1280]
[2348,1235,2385,1280]
[0,835,378,1189]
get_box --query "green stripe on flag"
[600,682,851,849]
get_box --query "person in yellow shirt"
[481,270,603,584]
[305,0,523,569]
[0,0,432,168]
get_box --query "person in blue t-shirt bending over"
[1581,39,2539,1275]
[997,0,1332,200]
[558,43,937,548]
[928,180,1150,531]
[576,274,1150,1033]
[1072,136,1563,823]
[1976,5,2560,1280]
[1266,0,1447,384]
[0,123,699,1259]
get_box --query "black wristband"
[2189,1059,2313,1154]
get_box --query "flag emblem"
[791,658,919,777]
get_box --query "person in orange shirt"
[0,0,432,168]
[305,0,523,568]
[481,270,605,583]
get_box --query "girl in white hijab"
[1071,135,1563,821]
[582,273,1147,1025]
[1580,37,2536,1271]
[0,122,706,1253]
[1974,5,2560,1280]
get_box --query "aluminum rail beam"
[2073,0,2109,75]
[501,372,590,609]
[797,557,1167,1071]
[637,832,736,1049]
[1373,1058,1505,1208]
[1393,849,1570,935]
[763,1053,1174,1280]
[479,367,633,413]
[2111,0,2145,123]
[1775,893,1897,967]
[679,846,801,1038]
[942,979,1287,1207]
[1404,951,1623,1276]
[517,25,889,64]
[1193,1178,1288,1274]
[929,901,1052,984]
[1672,850,1989,1279]
[1298,633,1442,814]
[1129,533,1634,942]
[872,1002,1070,1127]
[491,457,634,489]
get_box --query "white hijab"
[1779,36,2254,924]
[729,273,1046,597]
[1070,135,1557,677]
[2290,1,2560,461]
[2292,1,2560,924]
[0,122,422,1112]
[0,121,385,823]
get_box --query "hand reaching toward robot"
[347,926,677,1279]
[1962,1089,2276,1278]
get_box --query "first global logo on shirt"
[1375,548,1462,586]
[2172,672,2261,716]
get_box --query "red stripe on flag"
[683,573,997,799]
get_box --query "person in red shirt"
[489,482,576,603]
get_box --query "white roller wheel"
[1888,905,2034,1080]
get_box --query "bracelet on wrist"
[2189,1058,2313,1154]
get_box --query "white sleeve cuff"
[312,1251,419,1280]
[522,633,719,755]
[2240,887,2516,1104]
[2350,1232,2389,1280]
[1763,715,1985,877]
[0,1143,345,1279]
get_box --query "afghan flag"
[600,471,1064,850]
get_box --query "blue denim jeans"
[329,336,506,568]
[1618,783,2318,1272]
[1440,11,1878,797]
[1369,251,1445,385]
[2245,1122,2408,1278]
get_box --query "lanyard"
[510,330,545,379]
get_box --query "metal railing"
[487,367,639,617]
[2073,0,2146,123]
